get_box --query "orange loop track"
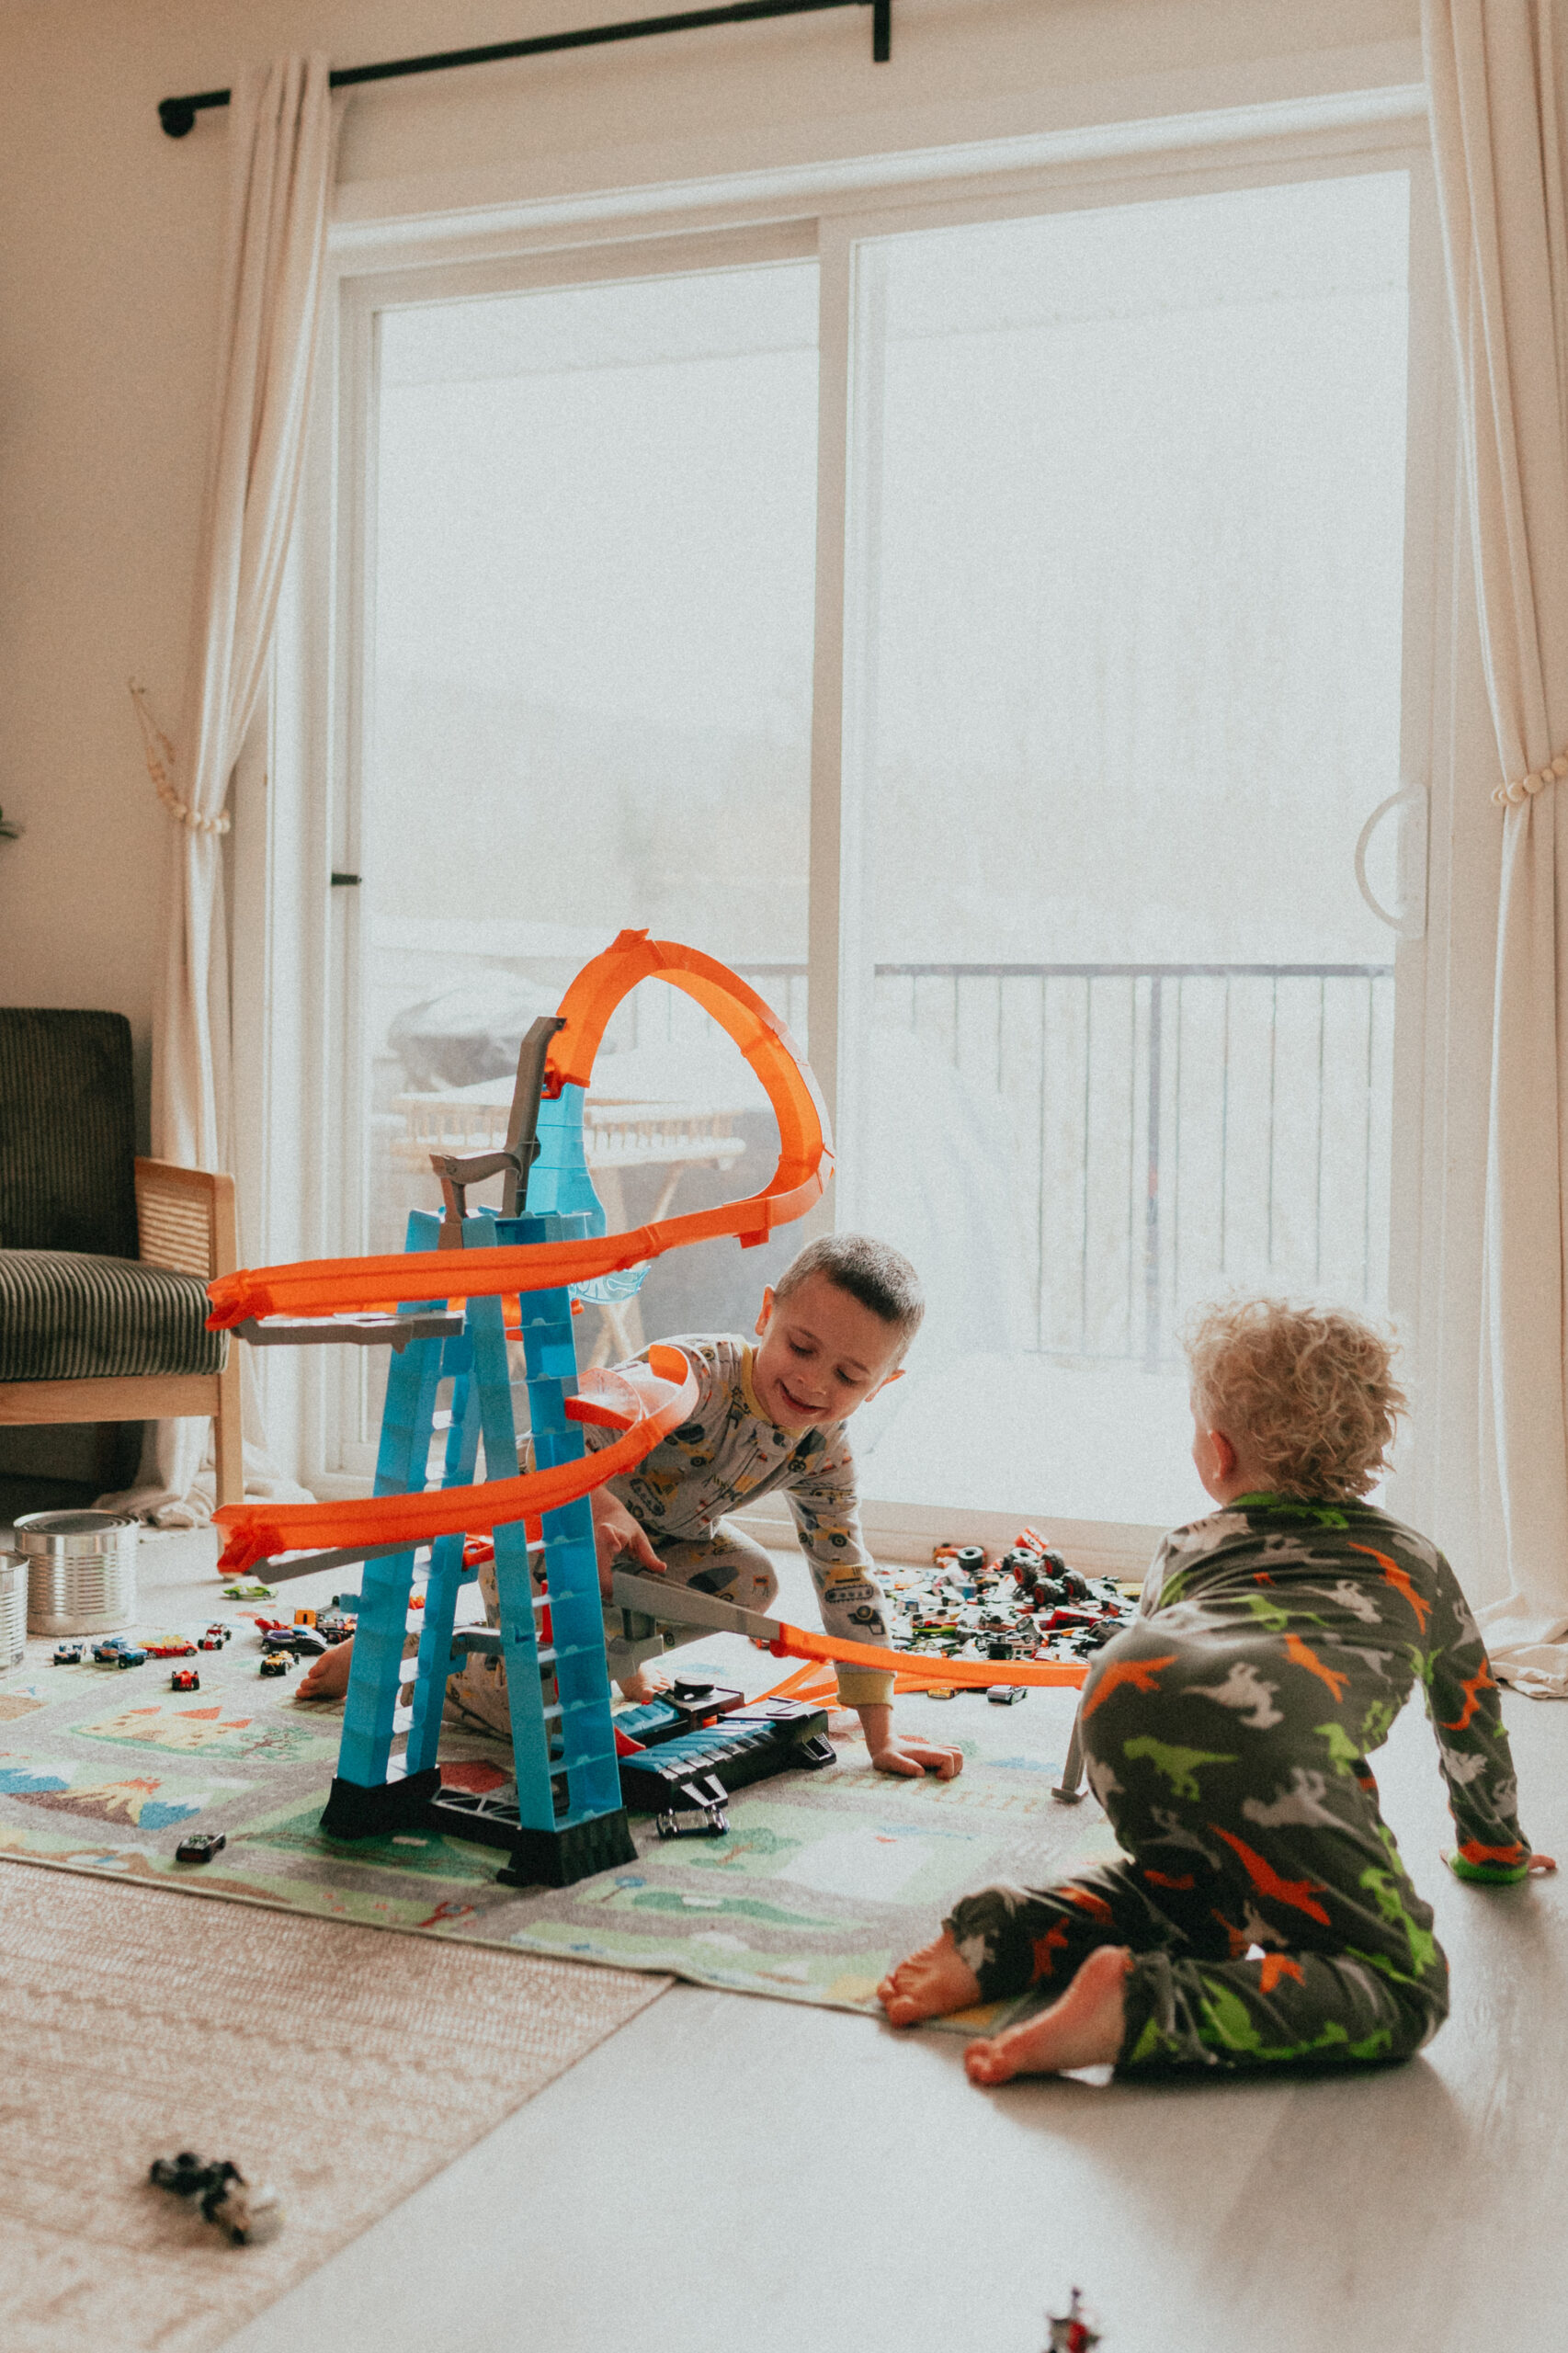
[214,1348,698,1574]
[207,930,831,1331]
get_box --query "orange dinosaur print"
[1080,1654,1179,1720]
[1210,1910,1252,1959]
[1441,1663,1497,1733]
[1031,1923,1072,1982]
[1457,1837,1527,1868]
[1257,1954,1305,1995]
[1062,1885,1115,1922]
[1209,1824,1334,1925]
[1349,1543,1432,1633]
[1143,1868,1196,1892]
[1252,1570,1276,1585]
[1284,1631,1350,1705]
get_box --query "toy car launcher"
[206,931,1088,1890]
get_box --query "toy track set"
[202,932,1099,1892]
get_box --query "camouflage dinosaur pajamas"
[947,1497,1533,2075]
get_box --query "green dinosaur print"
[1243,1592,1292,1633]
[1360,1697,1398,1748]
[1126,2012,1175,2067]
[1263,1500,1351,1529]
[1314,1721,1365,1775]
[1358,1868,1438,1977]
[1122,1735,1238,1801]
[1194,1972,1351,2062]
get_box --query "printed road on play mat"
[0,1614,1116,2027]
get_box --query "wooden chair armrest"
[134,1157,238,1283]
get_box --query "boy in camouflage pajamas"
[879,1299,1555,2081]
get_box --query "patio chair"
[0,1009,241,1507]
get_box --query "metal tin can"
[0,1552,24,1667]
[18,1509,140,1636]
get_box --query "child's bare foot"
[616,1669,669,1705]
[963,1945,1131,2084]
[877,1929,982,2027]
[298,1638,354,1701]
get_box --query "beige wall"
[0,0,1420,1138]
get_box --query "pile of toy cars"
[881,1527,1140,1682]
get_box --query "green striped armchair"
[0,1010,241,1506]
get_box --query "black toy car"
[149,2148,279,2244]
[260,1626,328,1658]
[175,1831,227,1864]
[52,1642,86,1665]
[258,1653,292,1677]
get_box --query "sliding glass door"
[341,244,821,1463]
[837,173,1415,1531]
[325,141,1435,1532]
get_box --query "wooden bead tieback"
[129,679,231,837]
[1494,750,1568,807]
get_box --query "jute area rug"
[0,1859,666,2353]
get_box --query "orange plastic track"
[213,1348,698,1574]
[206,929,832,1331]
[767,1625,1090,1688]
[758,1654,1090,1699]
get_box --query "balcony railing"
[626,959,1395,1370]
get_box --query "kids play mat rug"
[0,1607,1112,2026]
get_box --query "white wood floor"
[206,1559,1568,2353]
[72,1524,1565,2353]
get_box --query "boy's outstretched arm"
[1424,1550,1556,1881]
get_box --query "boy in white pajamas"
[302,1233,961,1784]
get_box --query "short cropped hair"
[774,1233,925,1358]
[1185,1298,1406,1500]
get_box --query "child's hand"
[589,1490,664,1597]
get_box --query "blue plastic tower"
[318,1086,637,1885]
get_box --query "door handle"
[1355,786,1427,941]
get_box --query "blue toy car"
[93,1636,148,1667]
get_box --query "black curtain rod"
[159,0,891,137]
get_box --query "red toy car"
[144,1638,199,1658]
[171,1666,201,1692]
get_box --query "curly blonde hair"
[1184,1298,1406,1500]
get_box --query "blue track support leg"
[457,1265,558,1829]
[327,1214,447,1820]
[490,1207,635,1882]
[404,1323,483,1778]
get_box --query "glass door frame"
[252,90,1476,1567]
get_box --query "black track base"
[495,1807,638,1889]
[321,1767,442,1840]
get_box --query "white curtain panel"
[1426,0,1568,1695]
[111,56,334,1525]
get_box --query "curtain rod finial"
[159,96,197,138]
